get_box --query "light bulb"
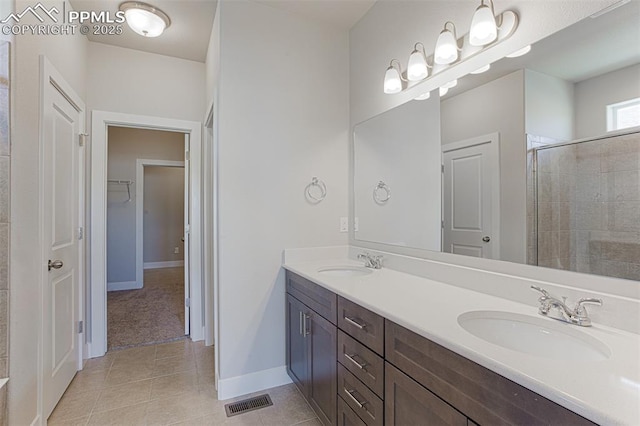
[384,65,402,94]
[470,64,491,74]
[439,86,449,97]
[414,92,431,101]
[407,49,428,81]
[469,3,498,46]
[434,24,459,65]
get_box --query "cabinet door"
[308,310,337,425]
[385,362,466,426]
[287,294,309,397]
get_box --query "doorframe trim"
[441,132,501,259]
[89,111,202,358]
[135,159,185,291]
[39,55,86,420]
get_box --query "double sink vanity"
[283,248,640,426]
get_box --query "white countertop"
[283,258,640,425]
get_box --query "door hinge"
[185,224,190,234]
[79,133,88,147]
[78,321,83,333]
[77,227,84,240]
[185,298,191,307]
[442,220,444,229]
[185,151,190,161]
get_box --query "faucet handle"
[530,285,550,298]
[574,297,603,316]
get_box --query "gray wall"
[575,63,640,139]
[441,70,527,263]
[143,166,185,264]
[107,127,184,285]
[525,69,575,142]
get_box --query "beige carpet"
[107,267,186,350]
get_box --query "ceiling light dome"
[469,0,498,46]
[120,2,171,37]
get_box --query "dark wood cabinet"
[308,309,338,426]
[286,272,337,426]
[385,362,466,426]
[286,270,593,426]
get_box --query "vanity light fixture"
[434,22,461,65]
[119,1,171,37]
[382,0,518,95]
[383,60,405,94]
[469,0,499,46]
[506,44,531,58]
[470,64,491,74]
[407,43,430,81]
[414,91,431,101]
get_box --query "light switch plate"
[340,217,348,233]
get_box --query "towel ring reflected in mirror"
[305,177,327,203]
[373,181,391,204]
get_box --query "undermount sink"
[317,266,372,277]
[458,311,611,362]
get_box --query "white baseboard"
[143,260,185,269]
[107,281,141,292]
[217,366,292,400]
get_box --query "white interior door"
[443,134,500,259]
[42,59,84,418]
[184,135,190,335]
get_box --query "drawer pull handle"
[344,353,367,370]
[344,316,366,330]
[344,388,367,409]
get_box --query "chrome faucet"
[531,286,602,327]
[358,252,383,269]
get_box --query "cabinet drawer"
[286,271,337,325]
[337,363,383,426]
[337,396,367,426]
[337,296,384,356]
[337,330,384,398]
[385,320,596,426]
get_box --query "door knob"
[482,236,491,243]
[48,260,64,271]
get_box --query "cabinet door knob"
[482,236,491,243]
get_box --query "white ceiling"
[69,0,374,62]
[68,0,217,62]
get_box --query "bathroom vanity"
[283,251,640,426]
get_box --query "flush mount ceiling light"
[119,1,171,37]
[434,22,461,65]
[407,43,430,81]
[469,0,499,46]
[382,0,518,95]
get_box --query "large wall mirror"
[352,1,640,282]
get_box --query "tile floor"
[49,340,320,425]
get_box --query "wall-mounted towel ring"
[108,179,134,203]
[305,177,327,203]
[373,181,391,204]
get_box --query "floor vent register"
[224,394,273,417]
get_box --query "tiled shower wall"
[535,131,640,281]
[0,40,10,425]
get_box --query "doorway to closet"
[106,126,188,350]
